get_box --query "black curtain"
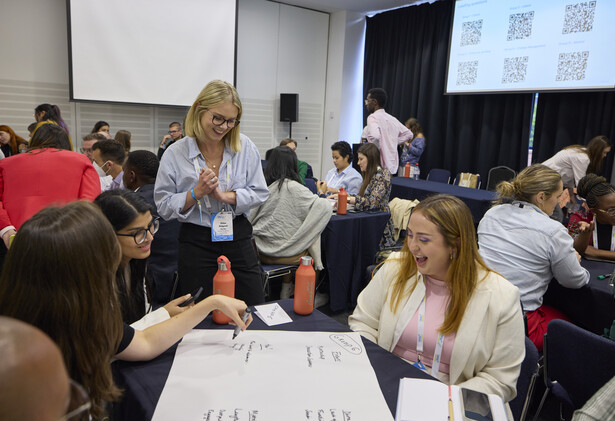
[363,1,533,181]
[533,91,615,180]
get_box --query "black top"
[118,323,135,354]
[596,222,612,251]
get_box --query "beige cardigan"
[349,252,525,403]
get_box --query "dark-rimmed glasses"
[206,110,239,128]
[596,208,615,217]
[116,217,159,245]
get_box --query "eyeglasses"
[80,147,93,154]
[364,98,375,104]
[116,217,159,245]
[596,208,615,217]
[168,130,180,134]
[58,379,91,421]
[206,110,239,128]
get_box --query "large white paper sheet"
[152,330,393,421]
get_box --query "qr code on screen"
[502,56,529,84]
[457,61,478,86]
[507,11,534,41]
[562,1,596,34]
[556,51,589,81]
[460,20,483,46]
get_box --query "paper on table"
[253,303,293,326]
[395,378,508,421]
[152,330,393,421]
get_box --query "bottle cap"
[300,256,313,266]
[217,255,231,270]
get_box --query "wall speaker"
[280,93,298,123]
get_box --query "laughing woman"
[155,80,269,305]
[349,195,524,406]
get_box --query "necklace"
[201,148,223,169]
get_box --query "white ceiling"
[274,0,429,15]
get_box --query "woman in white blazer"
[349,194,524,403]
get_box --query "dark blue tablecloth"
[321,211,391,312]
[390,178,497,223]
[111,300,429,420]
[544,258,615,335]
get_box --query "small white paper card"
[254,303,293,326]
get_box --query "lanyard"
[592,217,615,251]
[192,157,211,223]
[416,296,446,377]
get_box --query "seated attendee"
[569,174,615,261]
[0,201,250,420]
[0,123,100,249]
[250,146,331,298]
[92,139,125,191]
[114,129,132,153]
[124,150,180,306]
[91,120,110,134]
[572,375,615,421]
[399,117,426,174]
[317,140,362,195]
[80,132,106,162]
[477,164,590,351]
[279,138,312,183]
[349,194,524,406]
[158,121,183,160]
[0,317,86,421]
[336,142,395,248]
[0,125,28,157]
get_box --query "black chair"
[426,168,451,183]
[533,319,615,421]
[510,337,540,421]
[486,166,516,191]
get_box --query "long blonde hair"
[388,194,490,334]
[184,80,243,153]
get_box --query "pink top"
[392,275,457,375]
[364,109,413,174]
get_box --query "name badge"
[211,211,233,242]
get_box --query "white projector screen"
[68,0,237,106]
[446,0,615,94]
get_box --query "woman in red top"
[0,123,100,248]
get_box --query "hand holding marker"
[232,307,252,340]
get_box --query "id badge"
[211,211,233,242]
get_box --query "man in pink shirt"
[363,88,413,174]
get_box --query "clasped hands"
[193,168,226,202]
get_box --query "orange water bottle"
[213,255,235,324]
[294,256,316,315]
[404,162,411,178]
[337,187,348,215]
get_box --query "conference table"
[543,257,615,335]
[390,178,497,223]
[321,211,391,312]
[111,299,430,420]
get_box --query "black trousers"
[177,216,265,306]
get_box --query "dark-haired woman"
[335,142,395,248]
[250,146,331,298]
[0,201,250,419]
[91,120,110,134]
[0,123,99,249]
[477,164,590,351]
[568,174,615,261]
[0,125,28,157]
[114,129,131,153]
[33,103,72,150]
[317,140,362,195]
[95,189,189,326]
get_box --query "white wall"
[0,0,365,175]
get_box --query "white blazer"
[349,252,525,402]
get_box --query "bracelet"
[190,187,199,202]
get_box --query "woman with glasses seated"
[568,174,615,261]
[95,190,190,327]
[155,80,269,306]
[477,164,590,351]
[0,201,250,419]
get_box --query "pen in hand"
[232,307,252,340]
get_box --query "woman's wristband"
[190,187,200,202]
